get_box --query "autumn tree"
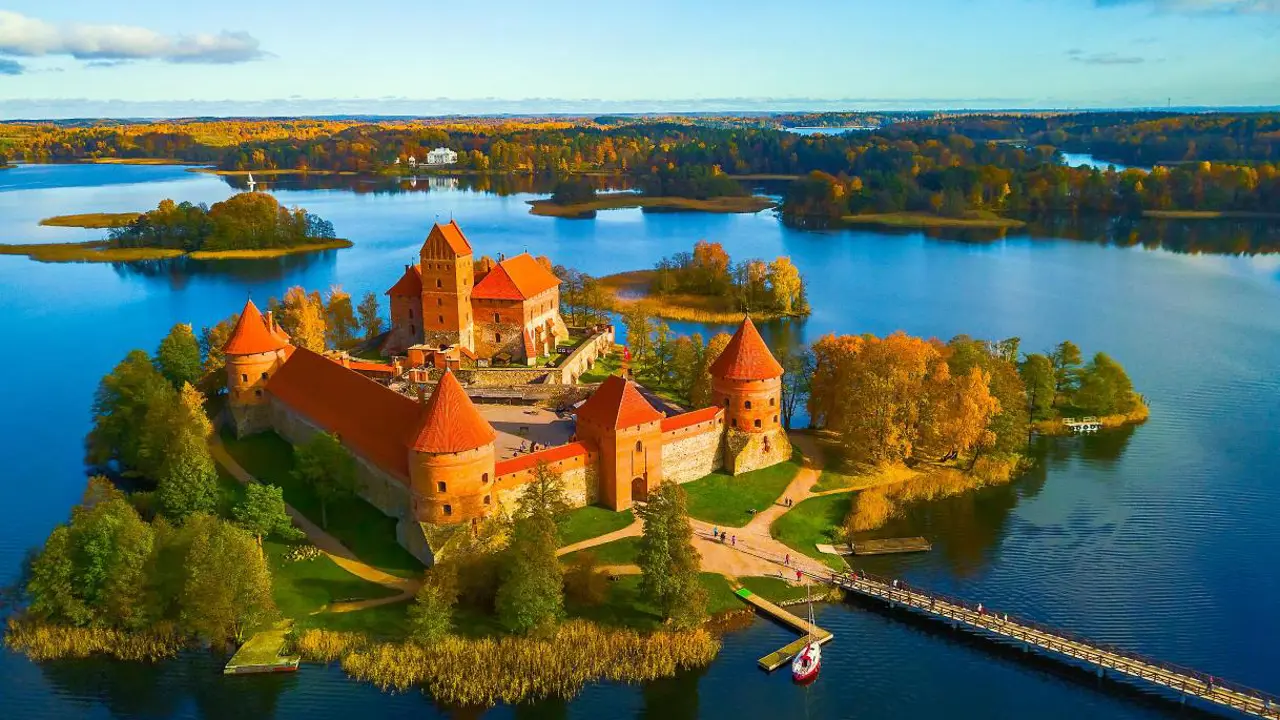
[180,514,277,644]
[922,366,1000,464]
[1050,340,1083,405]
[691,332,732,408]
[144,384,219,520]
[199,314,239,393]
[637,481,706,628]
[768,256,804,314]
[1019,353,1056,421]
[356,291,383,340]
[155,323,202,389]
[277,286,326,352]
[779,345,815,430]
[622,305,656,376]
[324,286,359,348]
[292,432,357,528]
[670,333,704,402]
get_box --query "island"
[527,174,774,219]
[1,193,350,263]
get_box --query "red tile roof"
[660,407,722,433]
[575,375,663,429]
[472,253,561,301]
[429,221,473,256]
[410,370,496,453]
[223,299,291,355]
[495,442,591,477]
[386,264,422,297]
[347,360,396,375]
[267,347,418,480]
[709,316,783,380]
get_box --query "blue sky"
[1,0,1277,118]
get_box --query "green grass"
[812,469,859,493]
[682,454,802,527]
[565,573,739,630]
[578,353,622,383]
[219,429,424,578]
[563,536,640,565]
[558,506,634,547]
[770,491,853,571]
[294,601,412,638]
[840,211,1026,230]
[265,539,402,620]
[739,576,813,604]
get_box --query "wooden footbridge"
[720,539,1280,718]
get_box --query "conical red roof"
[223,299,290,355]
[575,375,663,429]
[709,316,783,380]
[410,370,496,453]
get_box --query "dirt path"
[556,517,643,557]
[210,435,420,608]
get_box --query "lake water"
[2,164,1279,719]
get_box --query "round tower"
[223,299,292,436]
[408,370,497,524]
[709,316,791,474]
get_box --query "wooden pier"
[734,588,833,672]
[852,537,932,555]
[224,622,300,675]
[1063,416,1102,433]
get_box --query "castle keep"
[222,224,790,565]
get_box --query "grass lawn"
[770,491,853,571]
[295,601,411,638]
[578,353,622,383]
[566,573,739,630]
[265,539,402,620]
[739,576,813,604]
[219,429,424,578]
[563,536,640,565]
[683,454,802,527]
[559,506,634,547]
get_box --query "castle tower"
[223,299,293,437]
[407,370,496,524]
[710,316,791,474]
[419,221,475,353]
[575,375,665,510]
[384,264,423,355]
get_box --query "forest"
[108,193,337,252]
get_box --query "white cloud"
[1095,0,1280,12]
[0,11,266,65]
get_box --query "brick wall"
[494,447,599,513]
[724,427,792,475]
[660,421,725,483]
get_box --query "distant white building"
[425,147,458,165]
[407,155,417,168]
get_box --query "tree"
[180,514,277,644]
[1049,340,1083,405]
[670,334,704,401]
[563,551,608,606]
[922,366,1000,465]
[150,384,219,520]
[551,177,596,205]
[519,462,571,524]
[233,484,302,550]
[651,322,675,387]
[86,349,173,471]
[324,286,359,348]
[356,291,384,340]
[278,286,326,352]
[1075,352,1137,415]
[637,481,706,628]
[779,345,814,430]
[767,257,804,314]
[199,314,239,394]
[1019,353,1056,421]
[622,305,656,376]
[292,432,357,528]
[408,561,459,645]
[495,511,563,634]
[691,332,732,408]
[155,323,202,389]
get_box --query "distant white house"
[425,147,458,165]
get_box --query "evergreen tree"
[1019,353,1056,421]
[637,481,706,628]
[495,512,563,634]
[408,562,459,645]
[356,291,384,340]
[1075,352,1138,415]
[233,483,301,549]
[155,323,202,389]
[1049,340,1083,405]
[292,432,357,528]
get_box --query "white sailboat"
[246,172,257,192]
[791,583,822,684]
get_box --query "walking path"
[210,435,419,613]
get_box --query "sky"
[0,0,1278,119]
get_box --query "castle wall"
[494,447,599,515]
[408,444,497,524]
[660,417,725,484]
[385,293,422,355]
[724,427,792,475]
[547,326,615,385]
[267,397,411,521]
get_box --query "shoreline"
[598,269,807,323]
[1142,210,1280,221]
[39,212,141,229]
[0,239,352,264]
[840,212,1027,230]
[1030,403,1151,436]
[528,194,775,219]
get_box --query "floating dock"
[224,622,300,675]
[852,537,932,555]
[735,588,833,672]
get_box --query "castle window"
[484,495,491,505]
[255,389,263,398]
[754,419,762,428]
[745,400,752,410]
[438,315,444,324]
[437,298,443,306]
[724,398,729,407]
[774,415,779,423]
[635,441,642,452]
[493,312,500,323]
[409,308,414,319]
[443,504,452,516]
[261,372,269,380]
[410,324,416,335]
[437,481,447,492]
[241,373,248,382]
[770,398,775,406]
[495,332,502,342]
[436,279,442,288]
[482,473,489,483]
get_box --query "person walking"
[785,553,791,567]
[731,535,736,547]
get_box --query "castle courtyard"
[475,404,577,460]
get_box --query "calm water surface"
[1,164,1278,719]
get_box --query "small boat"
[791,584,821,684]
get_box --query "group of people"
[709,527,737,547]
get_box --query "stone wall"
[421,366,551,387]
[724,427,792,475]
[548,326,616,385]
[660,422,725,483]
[494,447,599,514]
[396,518,436,566]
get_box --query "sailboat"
[791,583,821,684]
[246,172,257,192]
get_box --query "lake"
[2,163,1278,719]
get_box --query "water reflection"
[107,247,341,288]
[221,172,631,197]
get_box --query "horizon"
[2,0,1279,120]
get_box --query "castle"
[382,220,568,365]
[222,224,792,565]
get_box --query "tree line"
[651,240,809,316]
[109,193,336,252]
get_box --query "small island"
[1,193,350,263]
[840,211,1026,230]
[528,174,774,219]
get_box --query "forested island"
[0,193,348,263]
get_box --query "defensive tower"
[710,316,791,474]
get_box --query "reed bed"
[295,621,719,705]
[845,458,1023,535]
[5,618,184,662]
[1030,401,1150,436]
